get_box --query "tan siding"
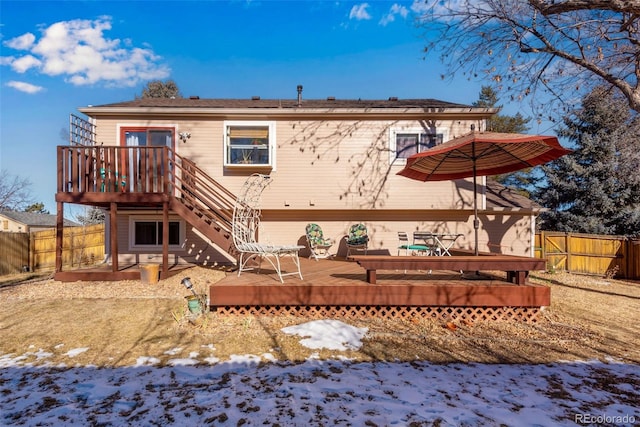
[111,211,231,265]
[92,115,535,259]
[259,210,533,257]
[261,119,478,210]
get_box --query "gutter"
[78,106,500,121]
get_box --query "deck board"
[210,257,550,308]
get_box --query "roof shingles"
[95,97,474,110]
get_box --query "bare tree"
[0,171,34,211]
[416,1,640,119]
[139,79,182,99]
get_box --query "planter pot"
[185,295,202,314]
[140,264,159,285]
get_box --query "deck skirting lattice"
[211,305,542,323]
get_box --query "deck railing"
[58,145,173,194]
[57,145,237,228]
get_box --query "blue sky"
[0,0,541,214]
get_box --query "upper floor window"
[390,129,445,164]
[122,127,174,148]
[224,121,275,168]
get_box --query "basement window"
[224,121,275,168]
[129,217,184,249]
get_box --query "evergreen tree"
[536,86,640,235]
[24,202,49,214]
[473,86,530,134]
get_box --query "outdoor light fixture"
[181,277,198,297]
[178,131,191,143]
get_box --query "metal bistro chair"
[397,231,431,256]
[412,231,438,274]
[305,223,334,261]
[412,231,436,256]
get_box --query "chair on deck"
[345,223,369,257]
[412,231,436,256]
[305,223,334,261]
[397,232,431,256]
[232,174,304,283]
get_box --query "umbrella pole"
[463,144,487,280]
[472,143,479,256]
[473,173,479,256]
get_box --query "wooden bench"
[350,255,546,285]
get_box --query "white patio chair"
[232,174,304,283]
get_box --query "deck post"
[55,202,64,273]
[110,202,118,272]
[162,201,169,277]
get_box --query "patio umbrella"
[397,131,571,256]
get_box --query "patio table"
[432,233,464,256]
[413,232,463,256]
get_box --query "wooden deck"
[209,256,549,321]
[53,263,192,282]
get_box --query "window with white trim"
[390,128,445,164]
[129,217,185,249]
[224,121,275,167]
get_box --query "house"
[55,87,545,281]
[0,210,78,233]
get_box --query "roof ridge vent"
[327,96,336,101]
[388,96,398,101]
[189,96,200,100]
[251,96,260,100]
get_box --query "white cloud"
[10,54,41,73]
[1,16,169,87]
[380,3,409,26]
[4,32,36,50]
[349,3,371,20]
[6,80,44,94]
[0,56,15,66]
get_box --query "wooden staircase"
[168,153,237,257]
[57,144,239,259]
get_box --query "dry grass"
[1,267,639,367]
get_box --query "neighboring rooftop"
[485,180,542,211]
[0,210,79,227]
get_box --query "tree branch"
[530,0,640,15]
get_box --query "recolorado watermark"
[575,413,636,425]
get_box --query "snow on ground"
[1,320,638,426]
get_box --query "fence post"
[565,232,571,273]
[29,232,34,272]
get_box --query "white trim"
[223,120,276,170]
[128,215,186,251]
[530,214,536,257]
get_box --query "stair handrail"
[168,148,237,230]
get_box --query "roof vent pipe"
[297,85,303,107]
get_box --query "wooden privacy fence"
[0,224,105,275]
[534,231,640,279]
[0,232,29,275]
